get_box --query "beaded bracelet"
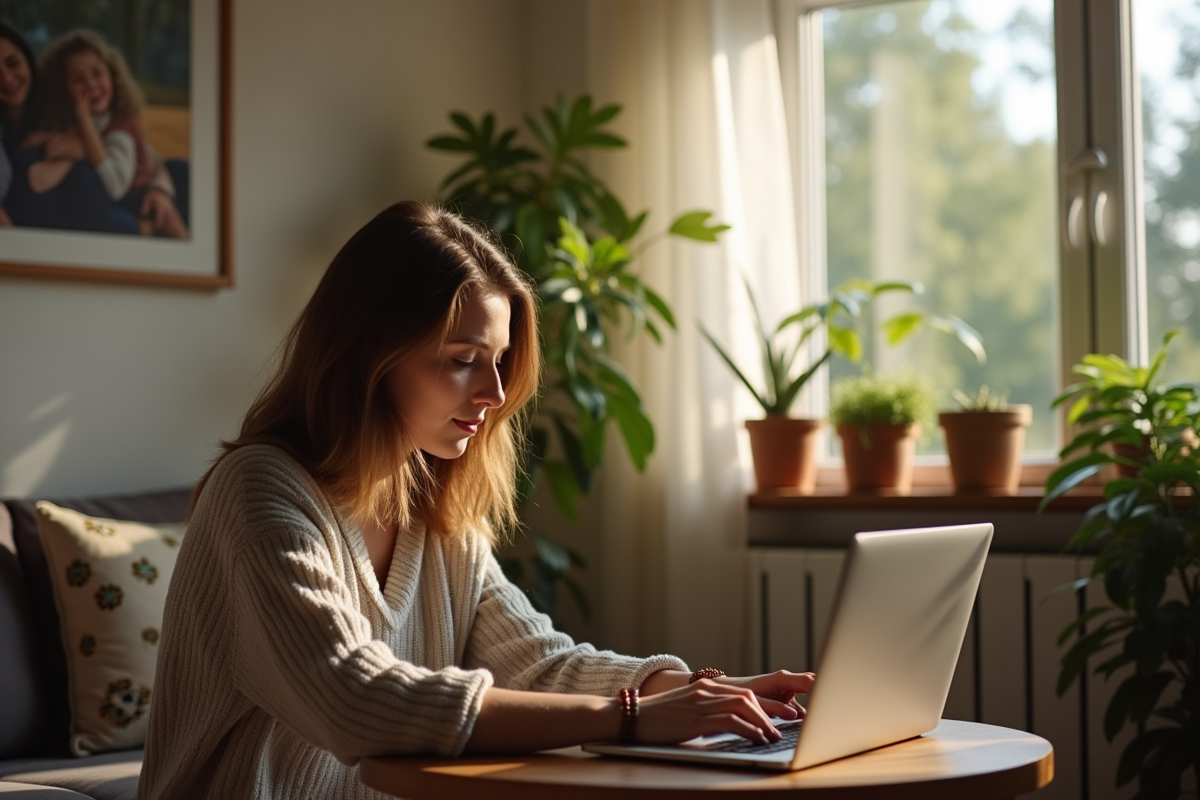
[617,687,639,743]
[689,667,727,684]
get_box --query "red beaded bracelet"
[617,687,639,743]
[689,667,727,684]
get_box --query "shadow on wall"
[2,393,72,496]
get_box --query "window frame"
[776,0,1147,485]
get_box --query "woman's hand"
[44,132,85,162]
[141,189,189,239]
[635,679,794,746]
[712,670,816,720]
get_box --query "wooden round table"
[360,719,1053,800]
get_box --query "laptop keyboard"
[704,721,801,754]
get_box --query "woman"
[0,20,37,226]
[137,202,813,799]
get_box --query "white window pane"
[820,0,1059,456]
[1135,0,1200,378]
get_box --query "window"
[785,0,1200,460]
[1135,0,1200,381]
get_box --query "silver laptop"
[583,522,993,771]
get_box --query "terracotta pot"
[836,423,920,494]
[1109,439,1148,479]
[746,417,823,493]
[938,405,1033,494]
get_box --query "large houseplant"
[700,278,984,492]
[1042,330,1200,798]
[938,386,1033,495]
[427,95,728,618]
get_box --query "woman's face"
[387,288,510,460]
[0,37,31,113]
[66,50,113,118]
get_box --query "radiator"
[746,548,1137,800]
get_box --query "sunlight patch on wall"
[3,421,72,496]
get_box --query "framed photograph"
[0,0,231,288]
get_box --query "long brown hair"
[196,201,540,543]
[37,29,143,132]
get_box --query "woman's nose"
[476,366,505,409]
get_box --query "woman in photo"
[137,201,813,799]
[9,29,186,238]
[0,20,37,227]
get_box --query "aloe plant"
[951,385,1011,412]
[700,278,985,417]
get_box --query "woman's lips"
[454,418,483,434]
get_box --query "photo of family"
[0,1,191,240]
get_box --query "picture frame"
[0,0,232,289]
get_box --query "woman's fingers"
[635,681,785,745]
[756,697,800,719]
[691,684,780,740]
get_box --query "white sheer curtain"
[585,0,804,670]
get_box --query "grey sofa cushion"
[0,781,94,798]
[0,750,141,800]
[0,504,54,759]
[2,489,191,759]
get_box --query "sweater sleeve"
[462,549,688,696]
[94,128,136,199]
[220,453,493,762]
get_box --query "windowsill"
[749,485,1104,512]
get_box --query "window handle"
[1064,147,1108,250]
[1067,146,1108,174]
[1092,190,1109,247]
[1067,194,1085,250]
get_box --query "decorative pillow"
[35,501,184,756]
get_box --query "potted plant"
[829,372,936,494]
[701,279,984,492]
[1043,329,1200,797]
[938,386,1033,495]
[428,95,729,619]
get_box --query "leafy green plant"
[951,385,1011,412]
[428,95,728,620]
[699,278,984,417]
[1042,329,1200,798]
[829,372,937,433]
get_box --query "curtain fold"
[584,0,804,671]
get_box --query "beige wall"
[0,0,587,498]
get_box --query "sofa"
[0,487,191,799]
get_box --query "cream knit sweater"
[137,445,687,799]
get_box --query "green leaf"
[426,135,476,153]
[640,283,676,329]
[668,211,731,242]
[700,326,771,412]
[1057,618,1128,695]
[1127,671,1175,723]
[1040,454,1108,510]
[542,460,582,521]
[607,395,655,471]
[1056,604,1116,646]
[1105,674,1140,742]
[552,415,593,492]
[1116,727,1177,786]
[881,312,924,344]
[532,531,572,575]
[827,324,861,361]
[926,314,987,364]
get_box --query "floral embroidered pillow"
[35,501,184,756]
